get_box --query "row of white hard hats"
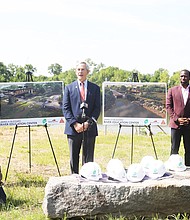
[79,154,186,182]
[106,157,166,182]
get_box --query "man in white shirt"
[166,69,190,166]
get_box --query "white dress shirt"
[181,85,189,105]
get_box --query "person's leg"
[170,128,181,154]
[182,127,190,166]
[82,134,96,165]
[67,135,82,174]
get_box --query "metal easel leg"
[131,125,134,164]
[5,125,18,181]
[146,125,158,159]
[28,125,32,172]
[44,124,61,176]
[112,123,122,158]
[157,125,167,134]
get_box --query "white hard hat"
[106,159,127,182]
[79,162,102,181]
[165,154,186,172]
[140,155,155,175]
[126,163,145,182]
[146,159,166,179]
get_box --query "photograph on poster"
[103,82,167,126]
[0,81,64,126]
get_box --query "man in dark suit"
[166,69,190,166]
[63,61,101,174]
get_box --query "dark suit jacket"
[166,85,190,129]
[63,80,101,136]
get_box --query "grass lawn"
[0,125,186,220]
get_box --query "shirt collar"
[181,84,190,90]
[78,80,87,87]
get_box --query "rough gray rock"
[42,170,190,219]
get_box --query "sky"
[0,0,190,76]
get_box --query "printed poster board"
[102,82,167,126]
[0,81,64,126]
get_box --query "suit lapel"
[186,86,190,105]
[74,81,81,101]
[178,86,185,107]
[86,81,90,103]
[178,85,190,107]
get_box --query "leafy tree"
[114,69,131,82]
[85,58,96,66]
[139,73,152,82]
[24,64,37,82]
[7,63,18,81]
[35,75,50,82]
[61,69,76,85]
[169,71,180,88]
[150,68,169,83]
[92,62,105,74]
[159,69,169,83]
[15,66,28,82]
[83,58,105,74]
[0,59,182,87]
[48,63,62,76]
[0,62,12,82]
[24,64,37,73]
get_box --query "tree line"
[0,58,182,89]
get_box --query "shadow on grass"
[0,194,29,211]
[5,173,47,188]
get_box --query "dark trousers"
[171,127,190,166]
[67,133,96,174]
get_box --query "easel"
[111,72,167,163]
[4,71,61,181]
[112,123,158,164]
[5,124,61,181]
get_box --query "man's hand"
[178,118,190,126]
[74,122,89,133]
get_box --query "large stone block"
[42,170,190,219]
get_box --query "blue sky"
[0,0,190,76]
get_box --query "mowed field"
[0,124,185,219]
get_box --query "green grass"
[0,125,187,219]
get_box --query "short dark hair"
[181,69,190,76]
